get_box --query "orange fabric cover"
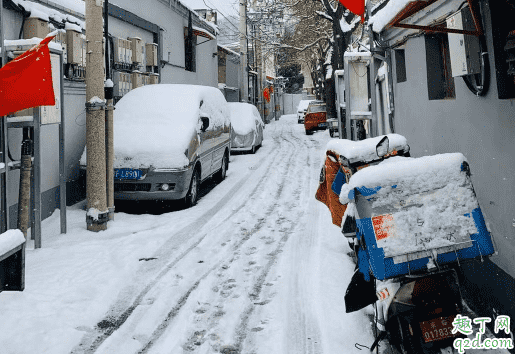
[315,152,347,227]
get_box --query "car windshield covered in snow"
[112,84,230,169]
[307,102,326,113]
[340,153,480,258]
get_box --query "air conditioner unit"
[146,43,158,66]
[446,6,481,77]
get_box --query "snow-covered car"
[81,84,231,207]
[228,102,264,153]
[304,100,327,135]
[327,117,339,137]
[297,99,314,123]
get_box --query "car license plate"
[114,168,143,180]
[318,123,327,128]
[420,315,456,343]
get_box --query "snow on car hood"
[113,84,229,169]
[228,102,262,135]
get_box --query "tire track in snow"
[163,123,320,354]
[70,124,288,354]
[135,123,304,353]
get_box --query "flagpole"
[0,0,9,233]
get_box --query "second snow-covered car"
[228,102,264,153]
[297,99,314,123]
[108,84,230,207]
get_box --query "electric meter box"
[149,73,159,85]
[125,39,131,64]
[446,7,481,77]
[23,17,49,39]
[129,37,143,64]
[66,29,82,64]
[53,31,67,63]
[146,43,158,66]
[131,71,143,88]
[113,37,122,63]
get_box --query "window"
[425,33,456,100]
[395,49,407,83]
[184,34,197,72]
[489,0,515,99]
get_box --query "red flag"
[263,87,271,103]
[0,35,56,116]
[338,0,365,23]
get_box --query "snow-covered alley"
[0,114,509,354]
[0,114,374,354]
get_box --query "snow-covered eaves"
[191,26,216,40]
[218,44,240,57]
[369,0,440,33]
[334,69,344,76]
[11,0,85,29]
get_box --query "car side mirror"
[376,136,389,158]
[200,116,209,132]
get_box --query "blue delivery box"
[339,153,495,281]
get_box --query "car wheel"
[215,152,228,182]
[305,129,313,135]
[330,130,334,137]
[185,168,199,207]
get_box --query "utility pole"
[239,0,248,102]
[85,0,108,231]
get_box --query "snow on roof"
[326,134,408,163]
[0,229,25,257]
[228,102,263,135]
[12,0,85,29]
[369,0,413,33]
[28,7,50,21]
[113,84,229,169]
[334,69,344,76]
[191,26,216,39]
[64,22,81,33]
[218,44,240,57]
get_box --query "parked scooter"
[340,148,496,354]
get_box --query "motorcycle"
[336,144,495,353]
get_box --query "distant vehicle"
[228,102,264,154]
[304,101,327,135]
[297,99,314,123]
[327,117,339,137]
[81,84,231,207]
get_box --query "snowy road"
[0,114,507,354]
[0,115,373,354]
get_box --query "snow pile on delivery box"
[340,153,481,258]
